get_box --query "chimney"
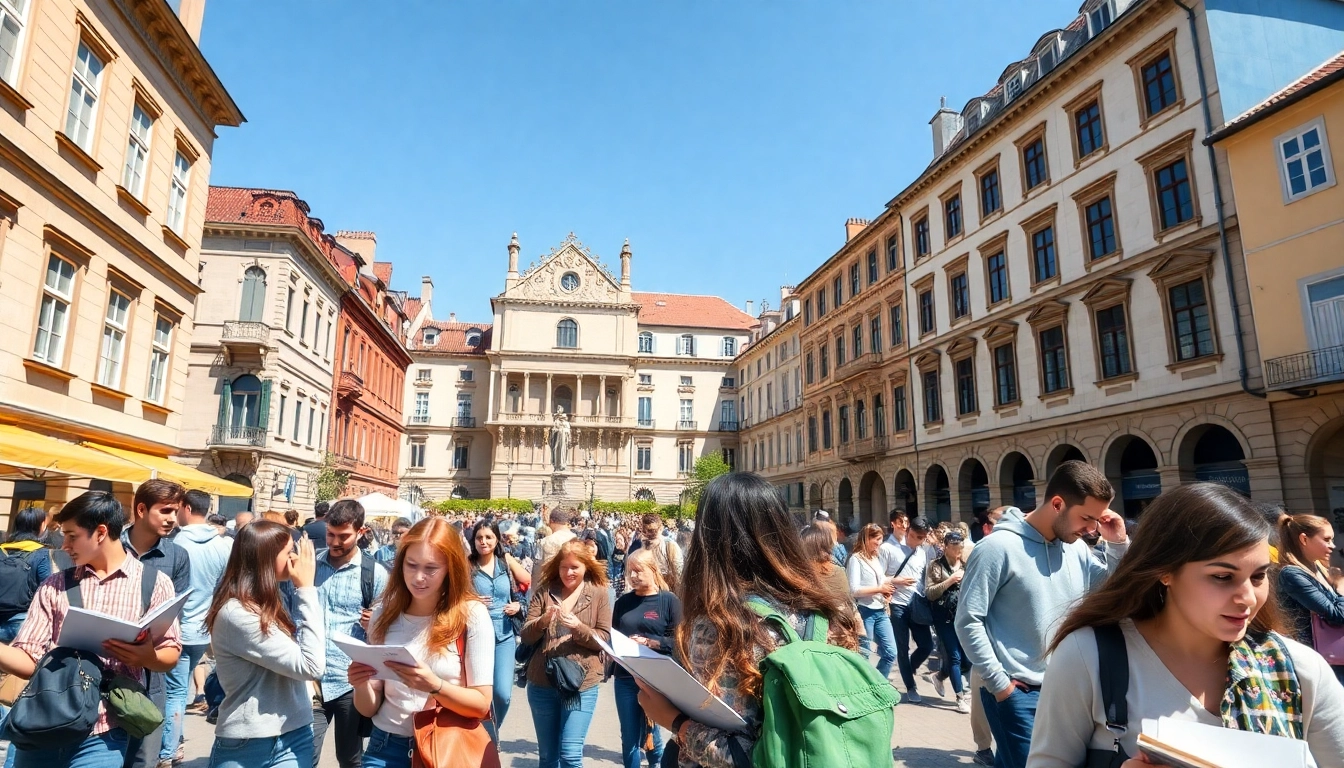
[420,276,433,309]
[745,300,754,316]
[176,0,206,42]
[448,312,456,323]
[845,217,870,242]
[619,239,632,291]
[335,231,377,275]
[930,96,964,158]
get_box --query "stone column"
[487,368,497,420]
[523,372,531,415]
[576,374,584,415]
[545,374,553,416]
[598,375,607,416]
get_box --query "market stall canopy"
[356,492,424,521]
[0,424,147,483]
[83,444,252,496]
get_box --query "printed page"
[599,629,747,732]
[331,633,421,681]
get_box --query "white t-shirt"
[370,600,495,737]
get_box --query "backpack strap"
[139,564,158,617]
[63,567,81,609]
[361,554,376,610]
[1094,624,1129,739]
[744,597,802,645]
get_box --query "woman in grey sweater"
[205,520,325,768]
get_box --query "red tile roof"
[632,292,757,331]
[206,186,340,267]
[403,297,423,319]
[373,262,393,286]
[1208,50,1344,142]
[413,322,492,355]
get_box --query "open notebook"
[1138,717,1314,768]
[597,629,747,733]
[56,589,191,656]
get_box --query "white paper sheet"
[1139,717,1315,768]
[331,633,421,681]
[56,589,192,655]
[598,629,748,733]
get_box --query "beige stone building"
[400,233,753,506]
[734,287,807,511]
[0,0,241,519]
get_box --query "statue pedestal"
[543,471,573,509]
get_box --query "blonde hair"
[624,548,668,591]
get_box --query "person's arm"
[1281,567,1344,626]
[954,540,1012,696]
[675,621,763,768]
[1,577,62,678]
[1025,631,1100,768]
[926,560,957,602]
[652,593,681,655]
[171,551,192,597]
[519,590,549,645]
[566,585,611,651]
[214,588,326,680]
[846,556,886,599]
[504,553,530,587]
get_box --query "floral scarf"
[1221,631,1304,739]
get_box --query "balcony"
[637,418,655,428]
[453,416,477,428]
[209,424,266,448]
[1266,345,1344,390]
[718,420,739,432]
[837,434,888,461]
[838,350,883,377]
[336,370,364,401]
[410,414,431,425]
[332,454,357,471]
[219,321,269,364]
[677,420,698,430]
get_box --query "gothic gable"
[507,234,622,304]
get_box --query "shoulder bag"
[1311,613,1344,665]
[893,547,934,626]
[411,634,501,768]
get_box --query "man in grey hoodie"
[954,461,1127,768]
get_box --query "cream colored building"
[0,0,240,520]
[400,234,753,506]
[735,286,807,511]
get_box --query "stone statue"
[550,408,571,471]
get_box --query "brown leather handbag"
[411,634,501,768]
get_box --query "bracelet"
[432,678,444,695]
[671,713,691,739]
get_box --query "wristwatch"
[671,713,691,741]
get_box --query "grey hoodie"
[954,507,1127,693]
[173,523,233,645]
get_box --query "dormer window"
[1088,0,1115,37]
[465,328,482,347]
[1004,69,1027,103]
[423,328,439,345]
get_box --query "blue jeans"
[857,605,898,680]
[485,633,517,741]
[208,724,313,768]
[161,642,209,759]
[360,728,412,768]
[613,675,663,768]
[889,602,934,691]
[979,686,1037,768]
[932,622,964,695]
[528,684,599,768]
[11,729,127,768]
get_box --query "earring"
[1158,583,1168,606]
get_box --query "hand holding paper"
[331,633,420,682]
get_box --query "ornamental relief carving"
[512,243,620,304]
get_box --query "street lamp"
[585,452,596,512]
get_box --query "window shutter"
[217,379,232,427]
[258,380,272,431]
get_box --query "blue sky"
[200,1,1082,322]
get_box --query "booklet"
[56,589,191,656]
[1138,717,1315,768]
[597,629,748,733]
[331,633,421,681]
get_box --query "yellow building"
[1210,50,1344,518]
[0,0,242,521]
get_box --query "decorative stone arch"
[1172,416,1254,468]
[997,450,1036,511]
[634,487,656,502]
[857,470,887,528]
[957,456,991,522]
[1175,421,1252,496]
[893,467,918,518]
[924,463,952,523]
[1102,431,1162,518]
[218,473,254,519]
[1305,414,1344,519]
[807,482,823,510]
[1044,442,1088,478]
[837,477,855,529]
[821,480,834,511]
[451,485,470,499]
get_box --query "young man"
[304,499,389,768]
[530,506,577,585]
[160,490,231,766]
[304,501,328,546]
[954,461,1127,768]
[0,491,181,768]
[629,512,683,592]
[373,517,411,565]
[881,515,936,703]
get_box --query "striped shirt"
[13,554,181,735]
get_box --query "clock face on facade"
[560,272,580,293]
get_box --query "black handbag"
[908,594,935,626]
[5,647,103,750]
[544,655,585,697]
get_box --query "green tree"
[682,452,732,513]
[312,453,350,502]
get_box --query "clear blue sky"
[200,1,1081,322]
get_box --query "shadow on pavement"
[892,746,980,766]
[498,737,623,766]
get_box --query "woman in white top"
[348,517,495,768]
[846,523,898,680]
[1029,483,1344,768]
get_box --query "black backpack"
[0,546,46,619]
[1085,624,1131,768]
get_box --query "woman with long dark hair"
[1277,513,1344,686]
[347,516,494,768]
[634,473,873,768]
[468,520,529,739]
[205,520,323,768]
[1028,484,1344,767]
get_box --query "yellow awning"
[83,444,254,497]
[0,424,149,483]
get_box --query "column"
[487,369,497,420]
[523,372,531,415]
[576,374,584,416]
[544,374,553,416]
[499,372,510,414]
[598,375,607,417]
[621,374,634,420]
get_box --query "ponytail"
[1278,513,1332,571]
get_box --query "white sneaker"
[956,693,971,714]
[923,672,947,699]
[903,689,923,704]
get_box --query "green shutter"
[258,380,272,432]
[217,379,232,427]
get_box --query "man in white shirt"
[881,514,936,703]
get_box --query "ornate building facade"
[735,287,807,511]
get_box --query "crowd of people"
[0,461,1341,768]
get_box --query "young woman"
[925,529,970,713]
[635,473,866,768]
[611,549,682,768]
[206,521,323,768]
[1277,513,1344,686]
[348,517,494,768]
[845,523,898,680]
[520,539,612,768]
[1028,483,1344,768]
[468,520,530,739]
[800,524,851,601]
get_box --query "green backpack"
[739,598,898,768]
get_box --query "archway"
[998,451,1036,511]
[1307,417,1344,526]
[218,473,254,519]
[925,464,951,523]
[634,488,656,502]
[857,471,887,528]
[1180,424,1249,496]
[553,385,573,416]
[958,458,990,522]
[893,468,918,518]
[1105,435,1161,519]
[837,478,855,529]
[1045,443,1086,478]
[451,485,470,499]
[807,483,823,510]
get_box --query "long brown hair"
[1278,513,1333,579]
[538,540,609,590]
[678,473,860,699]
[370,517,477,653]
[1050,482,1284,653]
[855,523,884,558]
[206,520,296,638]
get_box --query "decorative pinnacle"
[509,232,519,250]
[620,239,632,256]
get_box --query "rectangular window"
[890,305,903,347]
[285,288,296,332]
[1085,197,1117,260]
[849,263,860,298]
[307,404,315,446]
[1032,226,1057,283]
[414,391,429,422]
[803,299,812,325]
[838,405,850,443]
[1279,120,1334,200]
[278,394,287,435]
[146,315,173,403]
[459,369,474,382]
[893,385,907,432]
[1023,138,1048,190]
[1040,326,1069,393]
[637,446,652,471]
[65,42,104,151]
[721,337,737,356]
[922,370,942,423]
[980,168,1002,216]
[456,393,472,418]
[299,300,309,342]
[994,343,1018,405]
[1096,305,1132,379]
[817,288,827,316]
[807,416,817,453]
[1141,53,1178,118]
[637,396,652,426]
[869,316,881,355]
[166,151,192,234]
[852,324,862,358]
[33,255,76,365]
[820,345,829,378]
[97,291,131,388]
[722,375,735,388]
[0,0,30,86]
[886,235,899,272]
[805,353,815,385]
[1075,101,1104,158]
[873,393,886,437]
[914,217,931,259]
[951,273,970,319]
[955,357,976,416]
[867,250,879,285]
[638,373,652,385]
[1154,158,1194,230]
[638,333,653,353]
[453,444,469,469]
[676,334,695,356]
[821,410,832,449]
[417,368,431,381]
[1170,279,1214,361]
[122,104,153,198]
[680,375,693,386]
[987,251,1009,304]
[833,276,843,308]
[945,194,963,239]
[410,442,426,469]
[679,398,694,424]
[678,443,693,473]
[292,399,302,441]
[918,290,935,335]
[835,335,845,367]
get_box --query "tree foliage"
[312,453,349,503]
[683,453,733,510]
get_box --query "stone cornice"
[203,223,348,297]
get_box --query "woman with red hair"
[347,517,495,768]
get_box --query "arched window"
[229,374,263,429]
[634,488,656,502]
[638,331,654,354]
[466,328,482,347]
[239,267,267,322]
[557,319,578,348]
[451,485,470,499]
